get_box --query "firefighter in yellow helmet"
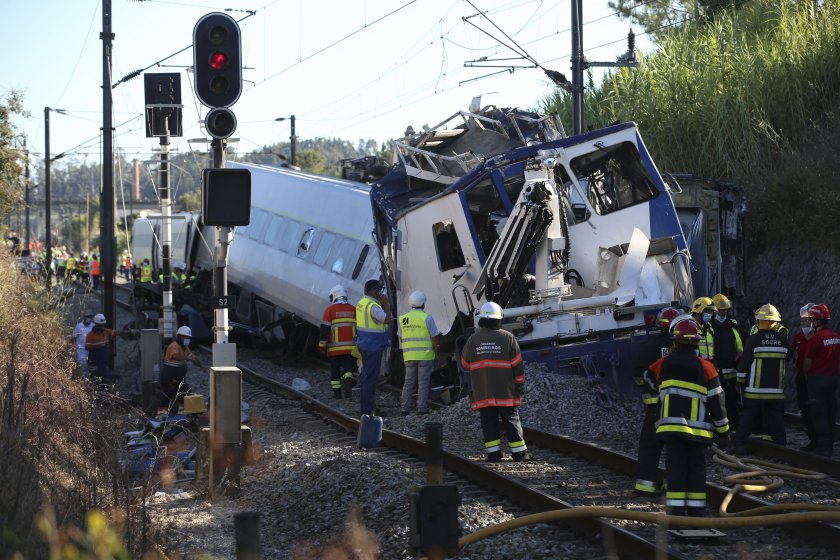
[710,293,744,429]
[734,304,788,453]
[690,297,715,361]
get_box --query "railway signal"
[193,13,242,109]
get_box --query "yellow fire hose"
[448,445,840,553]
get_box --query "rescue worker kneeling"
[648,317,729,517]
[160,326,205,413]
[460,302,528,463]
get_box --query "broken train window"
[433,220,466,271]
[570,141,658,216]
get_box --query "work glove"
[717,432,731,448]
[514,383,525,397]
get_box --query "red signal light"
[209,51,228,70]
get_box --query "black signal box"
[202,168,251,226]
[144,73,183,137]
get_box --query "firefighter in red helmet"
[653,318,729,517]
[801,303,839,457]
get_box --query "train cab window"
[351,244,370,280]
[570,141,658,216]
[297,227,316,258]
[250,210,269,240]
[314,232,335,266]
[265,215,285,247]
[433,220,466,271]
[332,237,355,274]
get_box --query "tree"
[295,149,327,175]
[179,189,201,212]
[609,0,752,42]
[0,90,28,216]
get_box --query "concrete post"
[209,366,242,497]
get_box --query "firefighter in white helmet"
[319,284,359,399]
[460,301,528,462]
[398,290,441,415]
[160,325,205,413]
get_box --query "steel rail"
[238,362,681,560]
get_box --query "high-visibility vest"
[355,296,389,351]
[140,264,153,283]
[400,309,434,361]
[90,259,100,276]
[66,257,76,270]
[321,302,357,357]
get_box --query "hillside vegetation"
[542,0,840,244]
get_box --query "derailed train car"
[144,105,735,398]
[370,106,695,395]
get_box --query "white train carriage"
[201,162,381,343]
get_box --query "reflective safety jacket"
[66,257,77,271]
[461,327,525,410]
[653,346,729,443]
[90,259,101,276]
[140,264,153,283]
[737,328,788,400]
[319,302,357,357]
[698,322,714,362]
[632,332,671,405]
[712,318,743,381]
[355,296,390,351]
[399,309,435,362]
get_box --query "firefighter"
[398,290,441,415]
[355,279,392,417]
[801,303,839,457]
[711,293,744,430]
[632,306,680,497]
[734,304,788,452]
[791,303,817,450]
[160,326,205,413]
[690,297,715,361]
[654,318,729,517]
[319,284,358,399]
[460,302,527,462]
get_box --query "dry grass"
[0,252,137,558]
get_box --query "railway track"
[234,357,840,559]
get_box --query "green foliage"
[0,90,28,216]
[543,0,840,243]
[295,149,327,174]
[609,0,752,42]
[179,189,201,212]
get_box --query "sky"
[5,0,652,167]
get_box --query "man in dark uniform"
[461,302,527,463]
[654,318,729,517]
[632,306,680,497]
[711,293,744,430]
[802,303,839,457]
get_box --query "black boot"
[485,451,502,463]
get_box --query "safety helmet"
[807,303,831,321]
[800,303,816,317]
[478,301,503,320]
[655,306,682,329]
[671,317,702,341]
[754,303,782,322]
[176,326,192,337]
[712,293,731,310]
[93,313,106,325]
[328,284,347,303]
[669,313,694,334]
[691,297,714,314]
[408,290,427,308]
[175,262,186,270]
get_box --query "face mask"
[802,327,814,337]
[183,338,191,347]
[714,315,725,324]
[702,312,712,323]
